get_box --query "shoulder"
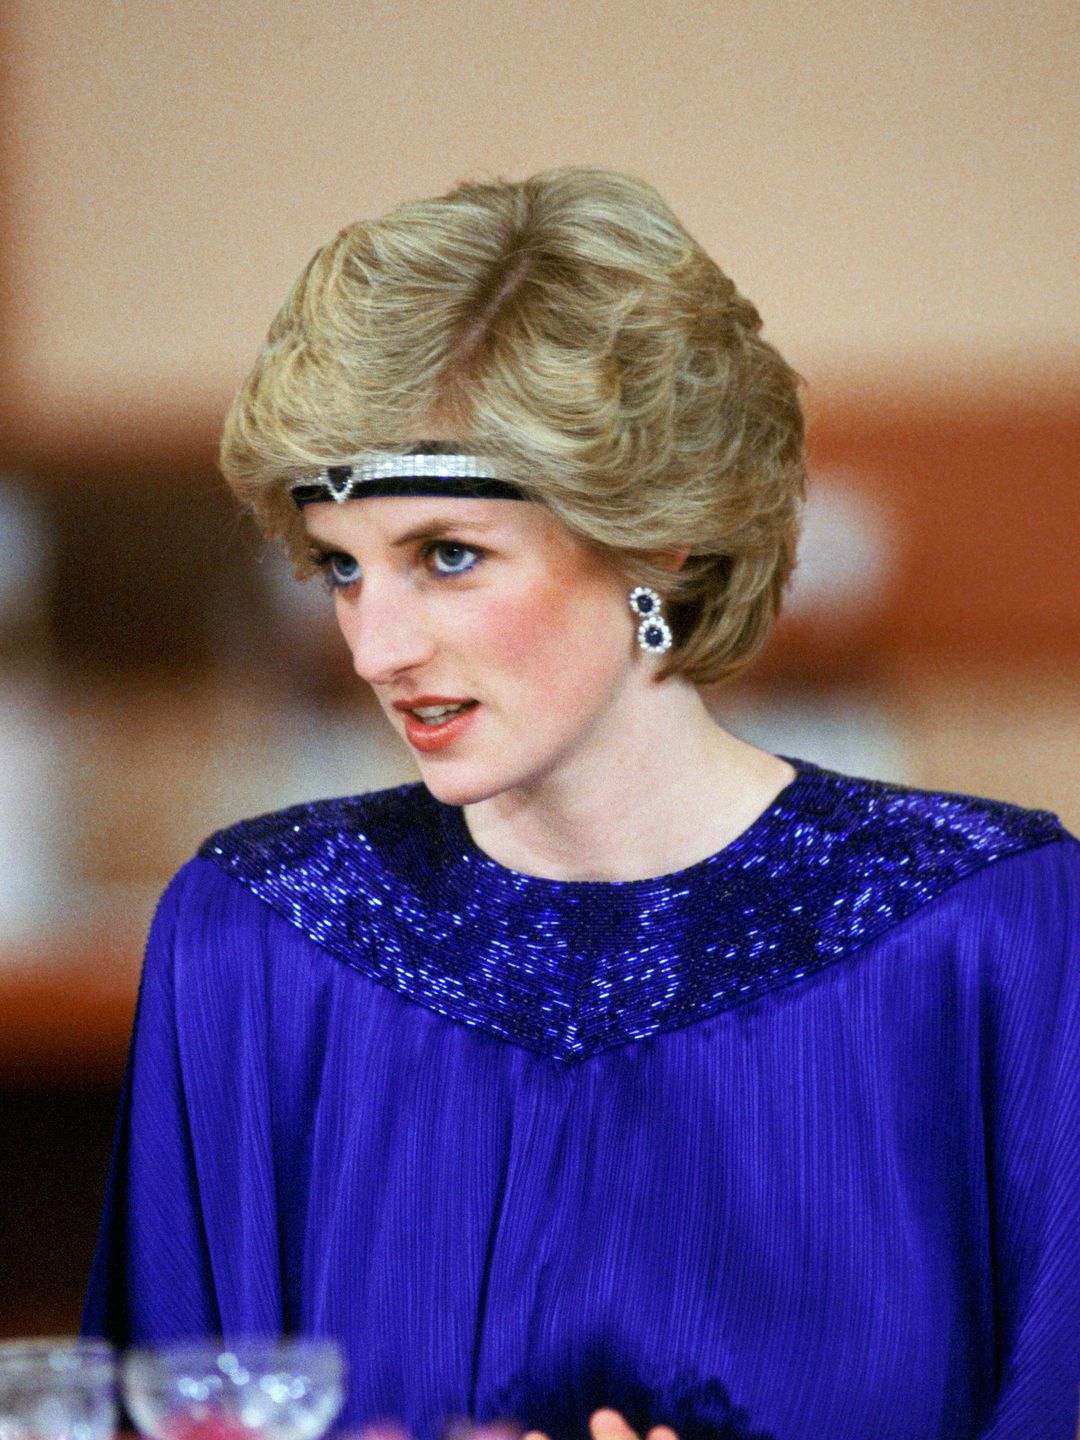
[180,782,451,965]
[786,759,1076,955]
[795,759,1067,860]
[143,784,444,980]
[794,759,1069,878]
[197,782,442,886]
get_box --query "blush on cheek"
[482,587,625,709]
[475,595,554,668]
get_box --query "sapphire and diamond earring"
[629,586,673,654]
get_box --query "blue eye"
[316,552,361,589]
[330,553,361,586]
[429,542,481,576]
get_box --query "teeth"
[412,703,471,723]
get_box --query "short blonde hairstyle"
[220,167,805,685]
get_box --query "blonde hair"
[220,167,805,685]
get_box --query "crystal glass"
[122,1340,345,1440]
[0,1338,117,1440]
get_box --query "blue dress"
[83,757,1080,1440]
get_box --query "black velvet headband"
[288,453,527,507]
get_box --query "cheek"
[469,594,551,670]
[467,582,627,696]
[333,594,359,649]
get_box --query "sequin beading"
[198,757,1068,1062]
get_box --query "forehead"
[302,495,552,548]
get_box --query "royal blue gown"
[83,757,1080,1440]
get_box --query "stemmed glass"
[0,1338,117,1440]
[121,1340,345,1440]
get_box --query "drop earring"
[628,586,673,654]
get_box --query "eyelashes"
[428,541,481,576]
[310,541,483,592]
[307,550,362,593]
[323,552,362,589]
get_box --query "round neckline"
[438,753,819,896]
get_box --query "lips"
[392,694,476,718]
[392,696,480,754]
[410,701,474,723]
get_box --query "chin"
[412,762,510,810]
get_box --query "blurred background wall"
[0,0,1076,1334]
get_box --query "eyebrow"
[305,514,496,553]
[389,517,494,547]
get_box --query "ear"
[649,546,691,573]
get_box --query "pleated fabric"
[83,761,1080,1440]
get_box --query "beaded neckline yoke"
[198,757,1067,1062]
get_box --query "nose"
[334,580,437,686]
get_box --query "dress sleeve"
[81,861,221,1343]
[976,836,1080,1438]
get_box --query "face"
[301,495,649,808]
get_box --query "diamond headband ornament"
[289,451,527,507]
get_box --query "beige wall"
[3,0,1077,435]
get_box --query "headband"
[289,451,527,507]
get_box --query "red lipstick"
[392,696,480,754]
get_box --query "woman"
[84,169,1079,1440]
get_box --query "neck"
[462,679,796,882]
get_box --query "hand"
[523,1408,679,1440]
